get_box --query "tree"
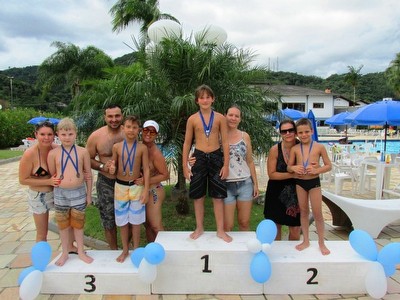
[37,42,114,101]
[344,65,363,105]
[74,35,277,210]
[386,52,400,97]
[110,0,179,46]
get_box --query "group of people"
[19,105,169,265]
[19,84,333,269]
[264,118,332,255]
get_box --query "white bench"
[322,190,400,238]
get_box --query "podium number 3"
[84,274,96,292]
[201,254,212,273]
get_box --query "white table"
[359,159,399,199]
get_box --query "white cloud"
[0,0,399,78]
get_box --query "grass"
[84,185,265,248]
[0,149,24,159]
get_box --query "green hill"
[0,56,396,111]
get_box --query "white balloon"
[262,243,272,254]
[147,20,182,44]
[138,259,157,283]
[247,238,262,253]
[195,25,227,46]
[19,270,43,300]
[365,262,387,299]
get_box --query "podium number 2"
[84,274,96,292]
[201,254,212,273]
[307,268,318,285]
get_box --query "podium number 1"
[201,254,212,273]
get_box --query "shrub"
[0,108,63,148]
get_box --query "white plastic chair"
[332,162,358,195]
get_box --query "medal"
[60,145,80,179]
[199,110,214,139]
[122,140,137,177]
[301,141,314,174]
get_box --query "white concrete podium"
[265,240,373,294]
[153,231,262,294]
[41,231,377,295]
[42,250,151,295]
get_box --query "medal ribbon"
[122,140,137,175]
[199,110,214,138]
[300,140,313,169]
[61,145,80,178]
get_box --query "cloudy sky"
[1,0,399,78]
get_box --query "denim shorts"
[224,177,254,204]
[27,189,54,214]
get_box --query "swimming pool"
[321,140,400,154]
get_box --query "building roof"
[265,85,332,96]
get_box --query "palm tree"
[37,42,114,100]
[74,35,277,211]
[110,0,179,46]
[386,52,400,97]
[344,65,363,105]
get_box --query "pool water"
[321,140,400,154]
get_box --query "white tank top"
[226,131,251,182]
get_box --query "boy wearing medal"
[109,115,149,262]
[47,118,93,266]
[287,118,332,255]
[182,84,232,242]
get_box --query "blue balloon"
[349,230,378,261]
[256,219,277,244]
[381,263,397,277]
[18,266,36,286]
[250,252,271,283]
[31,241,52,271]
[144,242,166,265]
[131,247,145,268]
[377,242,400,276]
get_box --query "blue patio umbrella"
[27,116,60,125]
[325,111,352,126]
[281,108,306,120]
[307,110,319,142]
[325,111,352,139]
[344,99,400,153]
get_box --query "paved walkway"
[1,158,400,299]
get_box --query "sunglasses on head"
[280,128,295,134]
[35,121,55,130]
[142,128,157,136]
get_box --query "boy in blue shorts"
[182,84,232,242]
[109,115,150,262]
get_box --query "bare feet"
[79,252,94,264]
[55,253,69,266]
[217,231,233,243]
[190,228,204,240]
[295,241,310,251]
[319,243,331,255]
[116,251,129,263]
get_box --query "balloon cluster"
[349,229,400,299]
[130,242,166,283]
[18,241,52,300]
[247,219,277,283]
